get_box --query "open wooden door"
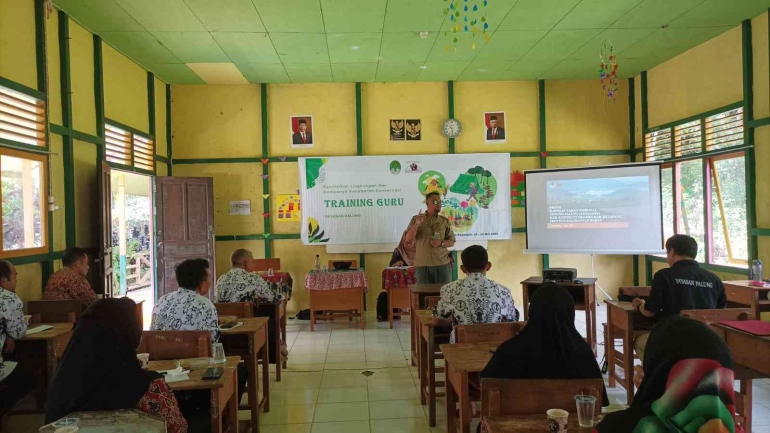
[155,177,216,300]
[98,161,116,297]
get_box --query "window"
[1,149,47,257]
[645,106,747,268]
[105,123,154,171]
[0,85,46,147]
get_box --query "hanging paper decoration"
[443,0,490,53]
[599,40,619,103]
[510,171,525,208]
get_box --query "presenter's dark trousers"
[416,264,452,284]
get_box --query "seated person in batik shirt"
[432,245,518,343]
[43,247,98,309]
[0,260,38,418]
[215,249,283,303]
[151,258,219,342]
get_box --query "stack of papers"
[25,325,53,335]
[159,366,190,383]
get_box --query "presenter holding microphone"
[404,192,456,284]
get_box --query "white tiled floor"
[8,304,770,432]
[248,304,770,433]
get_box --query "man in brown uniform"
[404,192,456,284]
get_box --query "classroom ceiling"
[54,0,770,85]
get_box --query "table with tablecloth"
[381,267,416,328]
[305,270,369,330]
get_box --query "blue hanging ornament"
[450,14,454,21]
[483,22,488,29]
[464,16,468,22]
[450,3,454,10]
[483,0,487,6]
[464,25,468,31]
[473,4,478,11]
[464,5,468,11]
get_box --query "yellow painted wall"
[103,44,149,133]
[172,85,261,159]
[362,83,447,156]
[155,77,168,157]
[0,0,37,89]
[454,81,539,153]
[47,12,62,126]
[753,13,769,119]
[547,80,630,151]
[69,20,96,135]
[172,163,265,235]
[647,27,742,128]
[270,83,357,156]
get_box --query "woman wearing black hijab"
[45,298,187,433]
[481,282,608,404]
[595,315,743,433]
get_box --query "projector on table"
[543,268,577,282]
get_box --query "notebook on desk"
[25,325,53,335]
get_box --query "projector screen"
[524,163,665,255]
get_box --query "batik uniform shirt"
[0,287,27,382]
[215,268,284,303]
[43,268,98,308]
[136,378,188,433]
[432,273,518,343]
[150,288,219,342]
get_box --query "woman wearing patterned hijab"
[595,315,743,433]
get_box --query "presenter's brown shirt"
[406,214,455,267]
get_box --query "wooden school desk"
[382,267,416,328]
[305,270,368,331]
[604,300,652,404]
[16,323,74,411]
[713,323,770,376]
[409,284,443,366]
[417,309,451,427]
[484,414,595,433]
[148,356,240,433]
[442,341,500,433]
[521,277,598,355]
[723,281,770,319]
[253,300,288,381]
[220,316,270,431]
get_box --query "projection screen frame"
[523,162,666,255]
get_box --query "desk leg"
[310,292,316,332]
[741,379,752,432]
[229,371,240,433]
[211,389,223,433]
[752,292,760,320]
[622,319,634,404]
[388,288,394,329]
[607,307,616,388]
[275,304,282,383]
[281,304,288,370]
[457,371,471,433]
[411,294,419,371]
[248,335,259,431]
[262,327,271,413]
[419,326,427,405]
[428,326,436,427]
[446,359,458,433]
[522,284,530,321]
[360,288,366,330]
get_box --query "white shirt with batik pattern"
[432,273,519,343]
[0,287,27,382]
[151,288,219,342]
[215,268,284,303]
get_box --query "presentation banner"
[299,154,512,245]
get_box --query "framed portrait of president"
[291,115,314,148]
[484,111,506,144]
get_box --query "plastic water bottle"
[750,260,763,283]
[314,255,320,271]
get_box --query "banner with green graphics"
[299,154,512,245]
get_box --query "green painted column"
[59,11,76,249]
[261,83,271,258]
[447,81,459,281]
[742,19,758,262]
[538,80,549,271]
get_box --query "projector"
[543,268,577,282]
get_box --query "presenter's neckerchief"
[596,316,743,433]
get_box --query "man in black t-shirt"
[631,235,726,360]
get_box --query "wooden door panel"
[186,183,210,240]
[156,177,216,300]
[161,183,185,241]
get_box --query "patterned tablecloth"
[257,272,293,300]
[382,267,417,290]
[305,270,369,293]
